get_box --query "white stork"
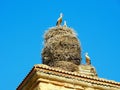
[63,20,67,27]
[56,13,63,26]
[85,52,91,65]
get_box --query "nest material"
[48,61,79,72]
[44,27,77,42]
[42,26,81,72]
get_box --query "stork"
[85,52,91,65]
[63,21,67,27]
[56,13,63,26]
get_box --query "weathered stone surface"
[17,64,120,90]
[78,65,97,76]
[85,87,95,90]
[36,82,75,90]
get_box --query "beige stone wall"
[84,88,99,90]
[17,65,120,90]
[34,82,75,90]
[34,82,101,90]
[84,88,94,90]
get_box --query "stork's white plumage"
[85,52,91,65]
[56,13,63,26]
[63,21,67,27]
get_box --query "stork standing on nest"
[56,13,63,26]
[85,52,91,65]
[63,21,67,27]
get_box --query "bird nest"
[48,61,79,72]
[42,26,81,72]
[44,26,77,42]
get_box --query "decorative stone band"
[17,64,120,90]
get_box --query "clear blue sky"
[0,0,120,90]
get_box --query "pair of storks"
[56,13,91,65]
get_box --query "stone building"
[17,24,120,90]
[17,64,120,90]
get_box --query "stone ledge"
[17,64,120,90]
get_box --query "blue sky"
[0,0,120,90]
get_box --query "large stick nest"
[44,27,77,42]
[42,26,81,72]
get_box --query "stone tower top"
[41,13,98,76]
[17,13,120,90]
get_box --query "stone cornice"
[17,64,120,90]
